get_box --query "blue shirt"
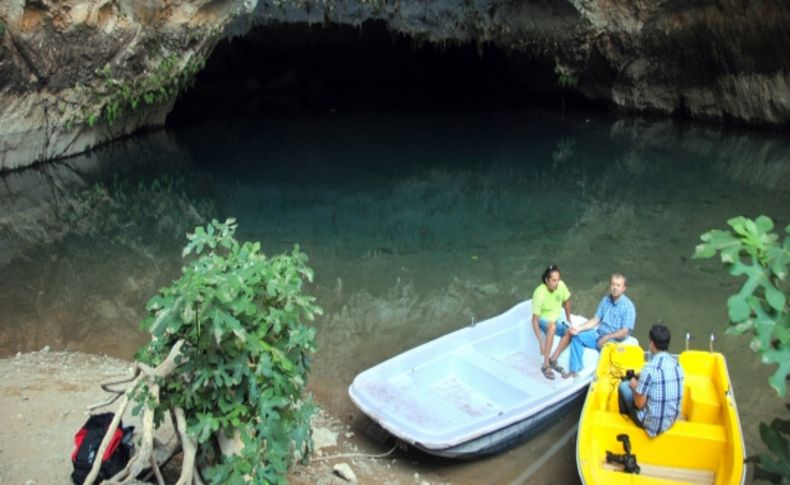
[636,352,684,437]
[594,293,636,338]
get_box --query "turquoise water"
[1,109,788,482]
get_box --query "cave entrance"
[167,21,583,124]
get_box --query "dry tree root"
[173,407,203,485]
[83,340,196,485]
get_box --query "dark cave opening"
[167,20,598,124]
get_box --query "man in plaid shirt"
[564,273,636,377]
[618,324,684,437]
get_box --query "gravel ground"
[0,350,431,485]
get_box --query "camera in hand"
[623,369,638,381]
[605,433,640,474]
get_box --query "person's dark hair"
[649,324,671,351]
[541,264,560,284]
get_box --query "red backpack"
[70,413,133,484]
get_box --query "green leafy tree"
[693,215,789,395]
[693,215,790,482]
[127,218,320,484]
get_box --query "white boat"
[348,299,635,458]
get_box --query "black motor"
[605,433,640,474]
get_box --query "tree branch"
[88,339,188,484]
[174,407,197,485]
[84,395,129,485]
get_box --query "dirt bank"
[0,349,443,485]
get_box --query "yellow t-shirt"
[532,280,571,321]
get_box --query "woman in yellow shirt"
[531,264,572,379]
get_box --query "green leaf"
[727,216,748,234]
[755,215,775,233]
[727,294,751,322]
[764,346,790,396]
[692,243,716,259]
[751,459,784,482]
[752,318,776,354]
[759,421,790,464]
[190,412,220,443]
[243,300,257,316]
[765,284,787,312]
[278,355,294,372]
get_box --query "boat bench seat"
[591,410,726,470]
[683,375,721,424]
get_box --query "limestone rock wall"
[1,0,788,171]
[0,0,256,171]
[564,0,790,124]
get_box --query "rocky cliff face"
[1,0,788,171]
[0,0,256,171]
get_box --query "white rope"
[312,443,399,462]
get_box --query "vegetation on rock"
[81,49,206,128]
[554,62,578,116]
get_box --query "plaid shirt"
[636,352,684,437]
[594,293,636,337]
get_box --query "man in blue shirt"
[563,273,636,377]
[618,324,684,437]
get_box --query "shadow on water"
[1,109,789,482]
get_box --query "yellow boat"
[576,342,746,484]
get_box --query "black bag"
[71,413,134,484]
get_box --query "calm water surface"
[1,109,788,483]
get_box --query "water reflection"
[1,110,788,481]
[0,131,215,357]
[608,118,790,190]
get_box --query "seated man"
[563,273,636,377]
[618,324,684,437]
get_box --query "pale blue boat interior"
[349,300,626,451]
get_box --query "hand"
[596,335,609,348]
[569,326,580,336]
